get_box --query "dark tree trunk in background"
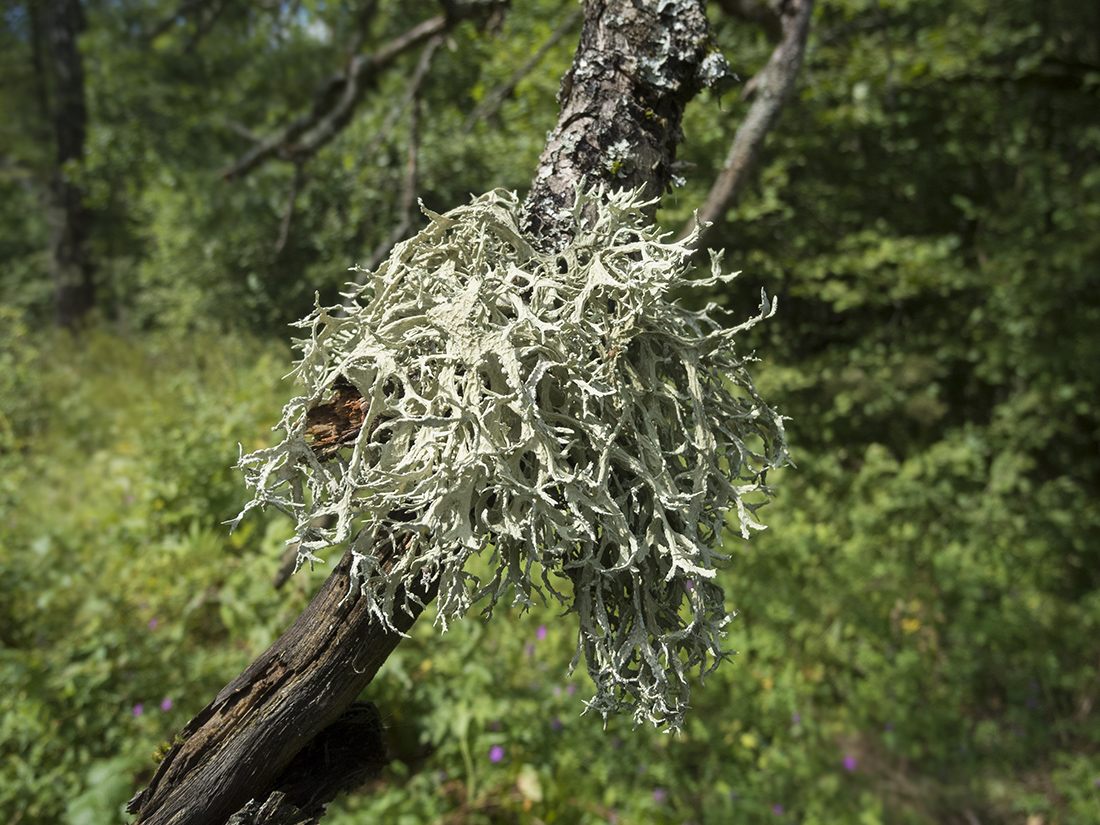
[522,0,734,246]
[45,0,96,328]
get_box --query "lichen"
[231,185,787,730]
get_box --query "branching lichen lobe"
[234,187,787,729]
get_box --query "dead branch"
[679,0,813,248]
[220,14,447,181]
[127,534,436,825]
[221,1,506,182]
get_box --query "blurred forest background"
[2,0,1099,823]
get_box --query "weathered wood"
[224,792,314,825]
[522,0,734,246]
[128,534,436,825]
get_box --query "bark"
[127,534,437,825]
[522,0,735,246]
[46,0,96,327]
[681,0,813,248]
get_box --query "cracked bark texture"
[522,0,735,246]
[127,536,435,825]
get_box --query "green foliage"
[0,328,299,823]
[1,0,1098,822]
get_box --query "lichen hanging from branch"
[232,185,788,729]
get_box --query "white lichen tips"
[233,186,787,730]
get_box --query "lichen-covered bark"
[522,0,734,246]
[127,5,749,822]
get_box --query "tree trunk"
[128,534,436,825]
[522,0,734,246]
[46,0,96,328]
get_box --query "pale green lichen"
[232,185,787,730]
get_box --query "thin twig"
[223,117,263,143]
[275,164,305,254]
[679,0,814,249]
[354,35,441,284]
[221,14,451,181]
[360,32,442,170]
[462,6,582,134]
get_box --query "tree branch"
[354,34,440,283]
[128,5,741,822]
[220,14,448,181]
[521,0,735,246]
[127,533,437,825]
[275,164,306,255]
[221,1,506,182]
[679,0,813,248]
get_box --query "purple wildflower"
[773,804,784,815]
[537,625,547,641]
[489,745,504,763]
[653,788,667,804]
[843,755,857,771]
[148,618,158,630]
[132,703,144,717]
[160,697,173,712]
[551,717,563,730]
